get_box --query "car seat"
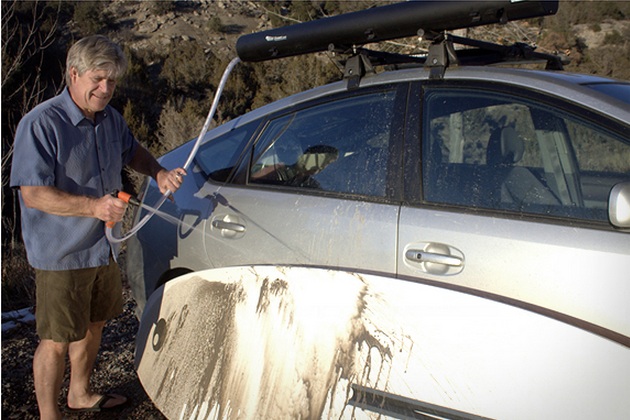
[486,127,560,208]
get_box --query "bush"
[156,99,205,156]
[603,30,624,46]
[123,100,150,144]
[1,244,35,311]
[72,1,112,35]
[160,41,215,91]
[152,1,175,15]
[208,16,225,33]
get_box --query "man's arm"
[127,145,186,196]
[20,186,126,222]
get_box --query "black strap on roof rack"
[444,33,566,71]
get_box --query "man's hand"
[127,145,186,201]
[93,194,127,223]
[156,168,187,200]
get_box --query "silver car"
[127,2,630,419]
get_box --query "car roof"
[440,67,630,123]
[203,65,630,145]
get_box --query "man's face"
[68,67,117,120]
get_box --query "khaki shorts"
[34,258,123,343]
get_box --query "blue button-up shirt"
[10,88,139,270]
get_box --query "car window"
[249,90,399,197]
[422,88,630,222]
[194,121,259,182]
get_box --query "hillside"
[106,1,263,56]
[103,0,630,150]
[104,1,630,66]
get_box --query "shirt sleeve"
[10,113,57,189]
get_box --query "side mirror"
[609,181,630,229]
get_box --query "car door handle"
[211,220,246,232]
[405,250,463,267]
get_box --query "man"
[10,35,186,419]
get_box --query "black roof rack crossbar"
[339,32,566,83]
[341,48,427,89]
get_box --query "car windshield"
[584,83,630,105]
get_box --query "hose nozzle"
[106,190,141,228]
[113,190,141,207]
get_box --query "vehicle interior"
[422,88,629,222]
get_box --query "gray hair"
[65,35,127,85]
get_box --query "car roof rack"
[235,0,564,87]
[237,0,559,61]
[336,31,567,88]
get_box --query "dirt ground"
[1,288,166,419]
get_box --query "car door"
[203,85,408,275]
[399,82,630,343]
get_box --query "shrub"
[152,1,175,15]
[1,244,35,311]
[208,16,224,33]
[160,41,214,91]
[603,30,623,46]
[72,1,112,35]
[123,100,150,144]
[156,99,205,156]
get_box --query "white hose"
[106,56,241,243]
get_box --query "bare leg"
[66,321,127,410]
[33,339,69,420]
[66,321,104,408]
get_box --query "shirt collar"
[61,87,108,126]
